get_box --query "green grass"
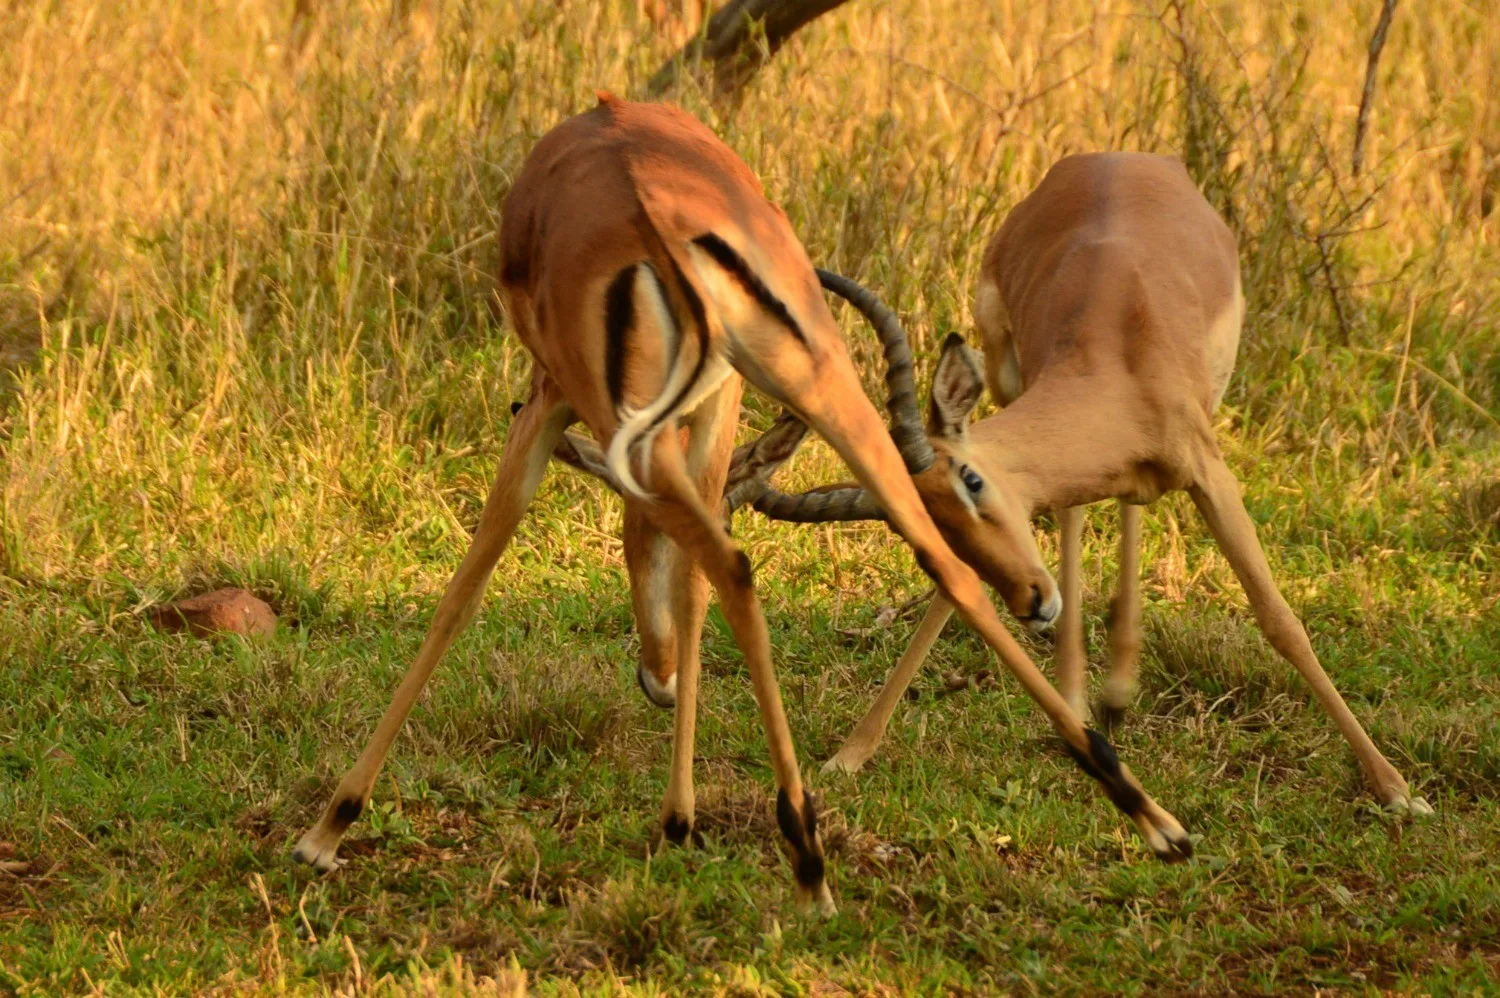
[4,506,1500,994]
[3,0,1500,993]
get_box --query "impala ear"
[928,333,984,438]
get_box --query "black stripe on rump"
[603,264,638,409]
[691,232,808,345]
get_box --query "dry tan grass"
[3,0,1496,603]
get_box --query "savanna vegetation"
[2,0,1498,993]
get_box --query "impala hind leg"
[632,431,834,915]
[652,378,741,847]
[292,379,572,871]
[626,501,687,711]
[1097,502,1143,732]
[823,595,955,774]
[1056,506,1089,720]
[1188,458,1431,814]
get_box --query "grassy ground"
[3,0,1499,993]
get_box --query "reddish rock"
[0,842,24,875]
[151,588,277,638]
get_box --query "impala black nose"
[1029,585,1045,618]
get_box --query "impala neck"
[970,371,1154,516]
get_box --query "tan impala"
[293,98,1192,911]
[723,151,1427,815]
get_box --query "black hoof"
[1154,832,1194,863]
[1094,701,1127,734]
[776,788,827,891]
[662,813,692,846]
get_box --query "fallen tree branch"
[646,0,854,99]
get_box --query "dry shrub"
[448,650,630,759]
[1140,606,1300,717]
[1443,473,1500,548]
[561,875,703,972]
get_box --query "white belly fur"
[974,279,1023,406]
[1204,278,1244,412]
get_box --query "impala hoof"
[1153,830,1195,863]
[1097,676,1136,733]
[636,664,676,709]
[1093,700,1127,734]
[660,812,696,846]
[1385,794,1435,816]
[1135,813,1194,863]
[794,878,838,919]
[291,828,346,872]
[821,746,872,775]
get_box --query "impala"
[292,98,1191,911]
[723,151,1428,815]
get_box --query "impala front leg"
[293,378,572,871]
[1188,458,1432,814]
[794,370,1192,862]
[1056,506,1088,720]
[1097,501,1143,731]
[823,595,954,774]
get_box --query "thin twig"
[1352,0,1400,177]
[1313,231,1352,345]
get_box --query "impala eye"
[959,464,984,494]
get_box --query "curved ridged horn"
[723,412,810,512]
[724,473,770,513]
[752,483,886,522]
[553,410,811,515]
[815,269,935,475]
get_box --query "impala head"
[746,274,1061,631]
[910,334,1060,629]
